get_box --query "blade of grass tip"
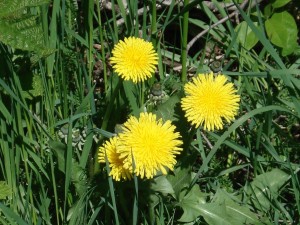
[189,105,292,189]
[181,0,189,83]
[104,151,120,225]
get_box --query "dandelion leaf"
[155,93,182,122]
[48,140,66,173]
[245,168,289,210]
[177,185,207,223]
[167,166,191,199]
[150,176,175,197]
[178,187,269,224]
[23,73,44,99]
[71,161,88,196]
[209,189,270,225]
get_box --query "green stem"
[150,0,157,85]
[140,81,145,107]
[181,0,189,82]
[151,0,157,47]
[96,1,108,91]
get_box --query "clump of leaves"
[0,0,53,57]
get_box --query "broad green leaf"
[23,74,44,99]
[177,186,207,223]
[178,187,268,224]
[187,202,232,225]
[210,189,270,225]
[282,44,300,57]
[71,161,88,196]
[48,140,66,173]
[263,4,272,18]
[0,0,53,57]
[271,0,291,8]
[167,166,191,199]
[0,0,50,17]
[265,12,298,56]
[0,18,45,52]
[150,176,175,197]
[245,168,289,210]
[155,93,182,122]
[235,21,259,50]
[0,181,11,199]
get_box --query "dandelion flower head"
[181,72,240,131]
[98,137,132,181]
[110,37,158,83]
[117,112,183,179]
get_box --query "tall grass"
[0,0,299,224]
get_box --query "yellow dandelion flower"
[117,112,183,179]
[110,37,158,83]
[98,137,132,181]
[181,72,240,131]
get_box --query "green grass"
[0,0,300,224]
